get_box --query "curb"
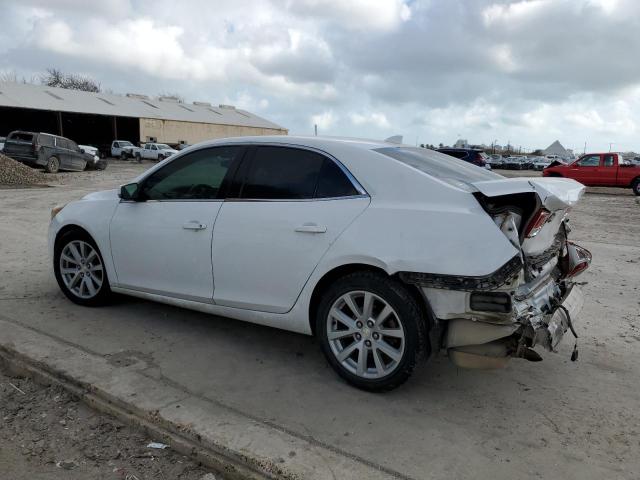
[0,317,398,480]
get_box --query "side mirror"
[119,182,142,201]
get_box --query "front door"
[569,154,601,185]
[110,146,243,301]
[212,145,369,313]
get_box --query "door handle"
[295,223,327,234]
[183,220,207,230]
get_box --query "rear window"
[374,147,502,190]
[8,132,34,143]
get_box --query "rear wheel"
[54,230,112,306]
[632,178,640,196]
[316,271,427,391]
[45,156,60,173]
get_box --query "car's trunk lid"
[471,177,585,211]
[472,177,586,272]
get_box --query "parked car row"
[2,131,107,173]
[111,140,179,162]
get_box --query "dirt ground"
[0,160,639,480]
[0,367,217,480]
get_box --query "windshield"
[374,147,502,190]
[119,141,133,147]
[156,144,171,149]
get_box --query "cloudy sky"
[1,0,639,152]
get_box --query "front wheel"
[120,151,129,160]
[135,153,142,163]
[632,178,640,196]
[316,271,428,391]
[54,231,112,306]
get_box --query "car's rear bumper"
[442,282,584,368]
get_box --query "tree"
[41,68,101,92]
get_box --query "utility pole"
[584,141,587,154]
[609,142,613,152]
[314,124,318,136]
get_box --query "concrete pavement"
[0,162,638,479]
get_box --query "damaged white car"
[48,136,591,391]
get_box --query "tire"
[135,153,142,163]
[632,178,640,196]
[315,271,428,391]
[45,156,60,173]
[54,230,112,307]
[120,152,128,160]
[158,154,165,162]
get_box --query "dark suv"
[3,131,92,173]
[436,148,490,169]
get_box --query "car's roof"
[200,135,394,152]
[437,147,484,152]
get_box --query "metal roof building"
[0,81,287,148]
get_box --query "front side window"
[141,146,240,200]
[577,155,600,167]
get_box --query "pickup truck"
[111,140,140,159]
[134,143,178,162]
[543,152,640,195]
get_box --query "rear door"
[595,153,618,186]
[211,145,369,313]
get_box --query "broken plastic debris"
[146,442,169,449]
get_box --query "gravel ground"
[0,154,47,186]
[0,367,218,480]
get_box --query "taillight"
[524,208,551,238]
[565,242,592,278]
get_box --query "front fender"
[49,196,120,285]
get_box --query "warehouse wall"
[139,118,287,144]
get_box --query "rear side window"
[8,132,34,143]
[603,154,615,167]
[241,147,324,199]
[239,146,359,200]
[315,159,359,198]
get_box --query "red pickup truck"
[543,152,640,195]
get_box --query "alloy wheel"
[59,240,104,299]
[326,290,405,379]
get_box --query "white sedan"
[49,136,590,390]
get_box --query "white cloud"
[3,0,640,150]
[311,111,337,130]
[349,112,391,129]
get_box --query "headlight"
[51,204,67,220]
[94,155,99,161]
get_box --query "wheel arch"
[54,224,94,250]
[308,263,435,336]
